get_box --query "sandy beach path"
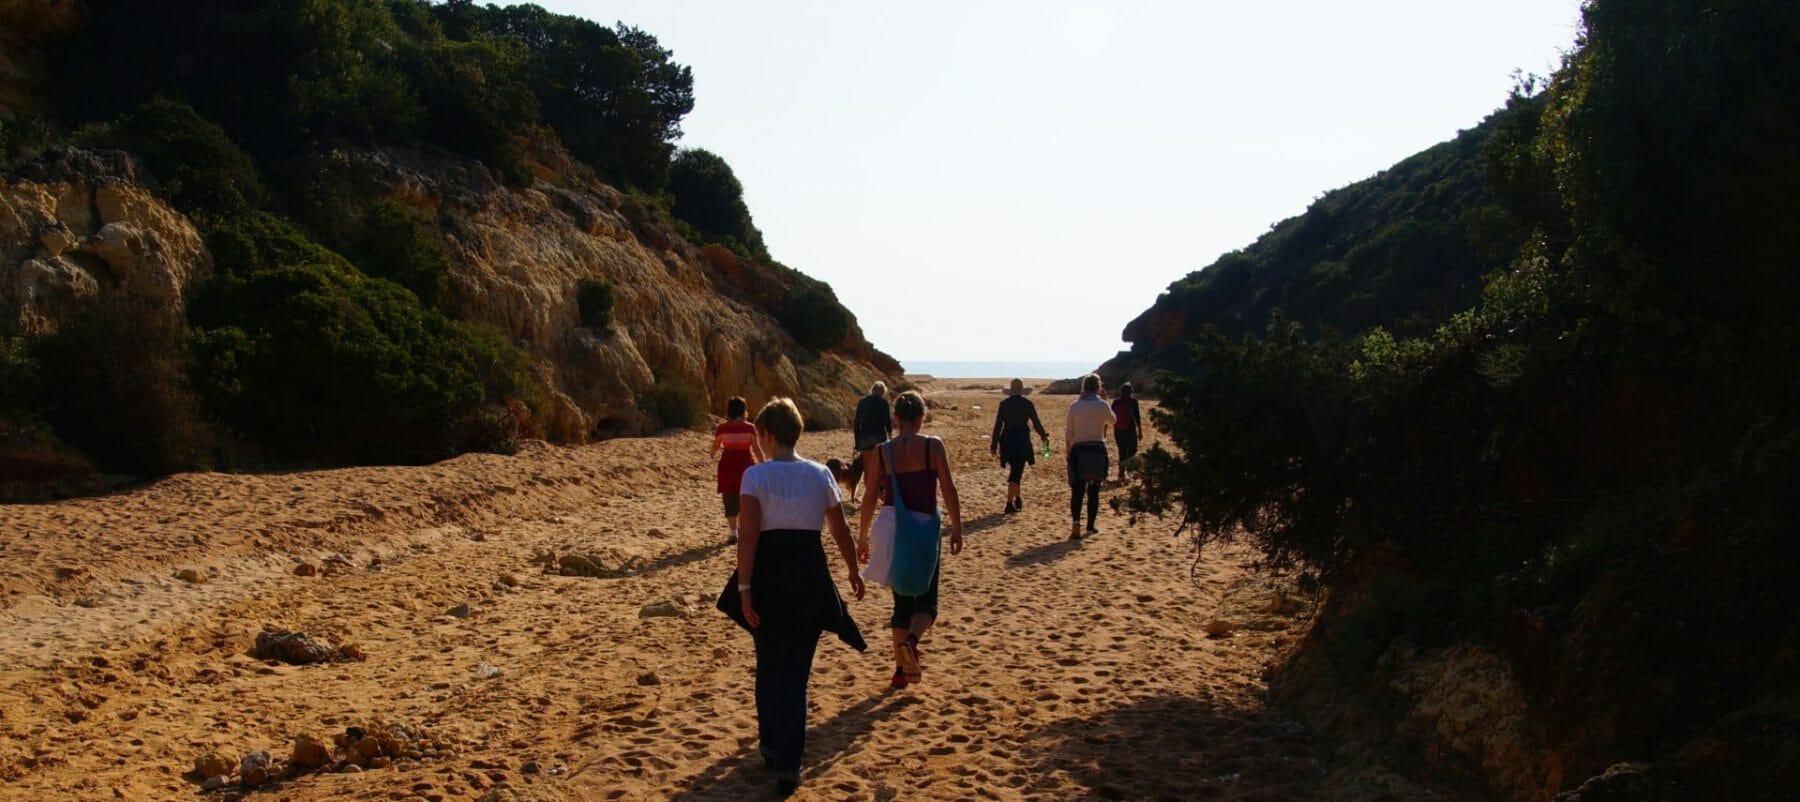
[0,380,1327,801]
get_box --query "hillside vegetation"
[1124,1,1799,798]
[0,0,877,489]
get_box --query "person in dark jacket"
[851,381,893,490]
[1110,382,1142,482]
[989,378,1049,513]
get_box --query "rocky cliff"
[292,145,897,441]
[1,143,899,448]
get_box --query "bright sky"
[538,0,1584,366]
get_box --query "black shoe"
[775,773,800,796]
[1016,494,1025,510]
[1086,525,1098,535]
[1005,499,1018,514]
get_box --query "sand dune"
[0,380,1330,800]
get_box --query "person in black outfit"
[1111,382,1142,482]
[989,378,1049,514]
[851,381,893,491]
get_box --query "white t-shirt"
[739,457,842,531]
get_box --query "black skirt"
[999,426,1036,467]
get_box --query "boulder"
[289,733,333,773]
[193,751,233,780]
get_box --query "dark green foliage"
[189,214,539,463]
[0,115,60,171]
[432,2,695,189]
[107,98,267,219]
[355,200,451,306]
[668,148,768,260]
[649,382,705,430]
[50,1,692,189]
[30,296,210,475]
[778,281,852,351]
[1122,115,1526,380]
[1133,5,1800,770]
[575,277,615,331]
[0,337,40,415]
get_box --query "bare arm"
[710,429,723,461]
[856,451,884,561]
[736,495,762,628]
[932,438,964,555]
[750,427,765,463]
[825,505,864,600]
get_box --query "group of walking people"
[707,374,1135,795]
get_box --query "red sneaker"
[897,638,923,683]
[889,667,909,688]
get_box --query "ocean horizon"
[902,360,1104,379]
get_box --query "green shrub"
[650,382,704,430]
[0,337,40,414]
[778,281,852,351]
[108,98,266,219]
[31,295,211,475]
[576,277,615,331]
[667,148,767,260]
[188,213,541,463]
[356,199,451,306]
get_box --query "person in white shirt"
[1064,374,1116,539]
[727,398,866,794]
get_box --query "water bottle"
[1041,438,1052,458]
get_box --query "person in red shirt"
[1111,382,1142,482]
[712,396,766,544]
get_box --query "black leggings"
[1067,444,1103,527]
[889,565,940,629]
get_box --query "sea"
[902,360,1102,379]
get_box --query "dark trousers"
[1067,444,1104,528]
[753,632,819,776]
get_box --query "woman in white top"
[728,398,866,794]
[1065,374,1116,539]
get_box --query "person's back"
[853,386,892,450]
[1066,394,1114,445]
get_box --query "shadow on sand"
[1014,694,1330,801]
[670,690,921,801]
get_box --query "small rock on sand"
[636,671,661,686]
[239,751,272,787]
[1203,620,1238,638]
[174,568,205,584]
[448,603,473,618]
[638,600,683,618]
[293,563,317,577]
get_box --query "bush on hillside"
[108,98,266,219]
[778,281,852,351]
[30,295,211,476]
[356,199,452,306]
[668,148,768,260]
[188,213,540,463]
[649,382,705,430]
[576,277,616,332]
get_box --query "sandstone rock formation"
[295,146,898,440]
[0,141,898,451]
[0,149,210,335]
